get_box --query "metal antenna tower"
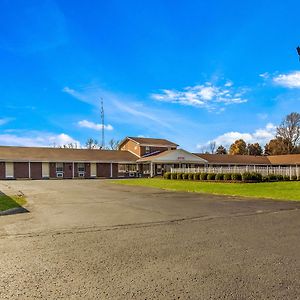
[100,98,105,149]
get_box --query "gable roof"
[195,154,271,165]
[0,146,138,163]
[137,149,208,164]
[119,136,178,148]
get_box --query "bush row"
[163,172,299,182]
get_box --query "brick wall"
[0,162,5,179]
[64,163,73,179]
[30,162,42,179]
[14,162,29,178]
[97,163,111,177]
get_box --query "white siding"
[5,162,14,178]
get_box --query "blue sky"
[0,0,299,151]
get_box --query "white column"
[150,162,153,177]
[72,162,75,179]
[28,161,31,179]
[110,163,113,178]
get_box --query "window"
[56,163,63,172]
[145,146,150,154]
[78,163,85,172]
[118,164,137,173]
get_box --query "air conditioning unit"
[78,172,85,177]
[129,172,136,177]
[56,172,64,178]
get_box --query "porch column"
[28,161,31,179]
[150,162,154,177]
[110,163,113,178]
[72,162,75,179]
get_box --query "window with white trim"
[56,163,63,172]
[78,163,85,172]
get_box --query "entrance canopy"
[137,149,208,164]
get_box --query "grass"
[0,194,27,212]
[112,178,300,201]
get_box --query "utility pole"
[100,98,105,149]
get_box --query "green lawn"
[112,178,300,201]
[0,194,27,212]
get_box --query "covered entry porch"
[137,149,208,177]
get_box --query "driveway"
[0,179,300,299]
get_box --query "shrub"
[188,173,194,180]
[231,173,242,181]
[215,173,224,180]
[193,173,200,180]
[223,173,232,181]
[200,173,208,180]
[171,173,178,180]
[183,173,189,180]
[242,172,262,182]
[207,173,216,180]
[268,174,278,181]
[262,175,269,182]
[283,175,290,181]
[291,175,297,181]
[277,175,284,181]
[163,172,171,179]
[177,173,185,180]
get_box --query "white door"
[42,162,49,178]
[5,162,14,178]
[90,163,97,177]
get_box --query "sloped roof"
[0,146,138,162]
[120,137,178,147]
[268,154,300,165]
[195,154,271,165]
[137,149,208,164]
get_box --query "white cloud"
[259,72,270,79]
[273,71,300,88]
[0,132,80,147]
[197,123,276,149]
[78,120,113,131]
[151,81,248,111]
[0,118,12,126]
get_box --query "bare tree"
[106,139,120,150]
[61,143,79,149]
[85,138,99,149]
[209,141,216,154]
[277,112,300,153]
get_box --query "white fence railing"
[171,166,300,179]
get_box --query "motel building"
[0,136,299,180]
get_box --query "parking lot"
[0,179,300,299]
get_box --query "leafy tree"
[247,143,262,156]
[85,138,99,149]
[276,112,300,153]
[216,145,227,154]
[229,139,247,155]
[264,137,290,155]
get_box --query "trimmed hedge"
[165,172,295,182]
[215,173,224,181]
[207,173,216,180]
[242,172,262,182]
[231,173,242,181]
[200,173,208,180]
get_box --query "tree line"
[208,112,300,156]
[56,138,121,150]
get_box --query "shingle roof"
[195,154,271,165]
[0,146,138,162]
[268,154,300,165]
[121,137,178,147]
